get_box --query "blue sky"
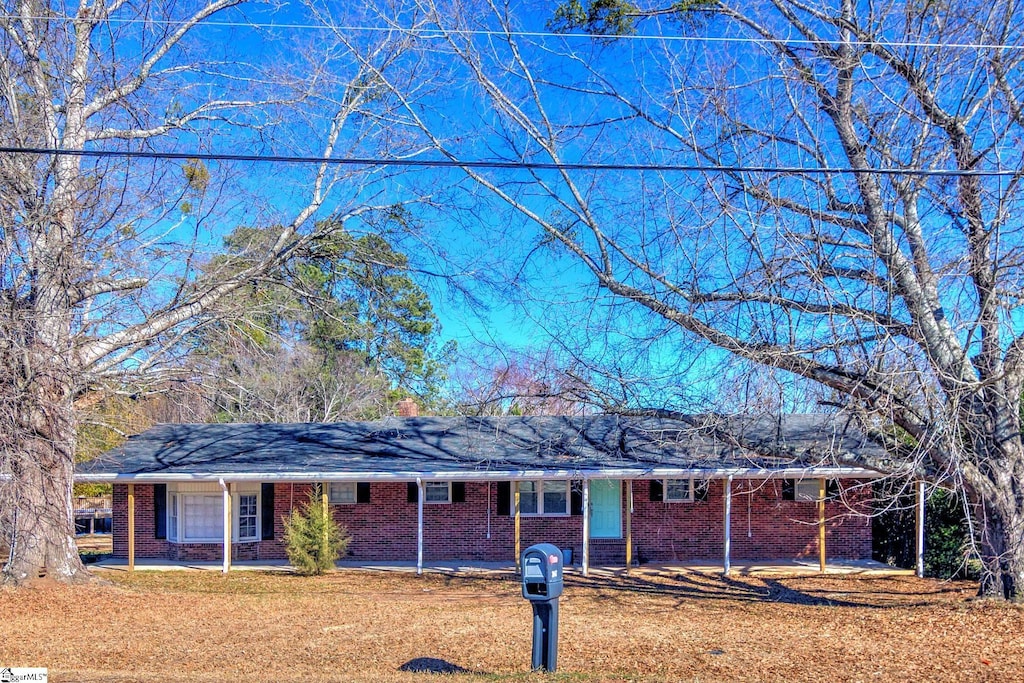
[67,0,1021,413]
[115,1,826,408]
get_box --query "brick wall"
[112,479,873,564]
[168,542,262,562]
[112,484,168,558]
[630,479,873,563]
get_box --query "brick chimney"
[396,397,419,417]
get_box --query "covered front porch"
[110,473,925,577]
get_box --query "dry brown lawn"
[1,567,1022,682]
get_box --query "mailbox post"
[521,543,563,672]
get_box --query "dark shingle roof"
[76,414,885,481]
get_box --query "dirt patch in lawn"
[1,568,1021,682]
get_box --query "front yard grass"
[1,567,1021,681]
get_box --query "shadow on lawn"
[395,567,962,611]
[560,570,958,609]
[398,657,481,675]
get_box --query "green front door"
[589,480,622,539]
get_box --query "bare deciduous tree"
[379,0,1024,597]
[451,346,592,415]
[0,1,423,583]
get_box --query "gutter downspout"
[219,478,231,574]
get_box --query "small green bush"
[283,486,350,575]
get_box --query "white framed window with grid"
[424,481,451,503]
[664,478,694,502]
[167,484,260,543]
[518,480,570,516]
[329,482,357,504]
[237,494,258,541]
[168,492,179,542]
[795,479,822,502]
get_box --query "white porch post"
[916,481,926,578]
[219,479,231,573]
[416,477,424,576]
[723,475,732,576]
[582,478,591,577]
[514,481,521,573]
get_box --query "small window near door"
[664,478,694,502]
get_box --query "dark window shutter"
[649,479,664,502]
[153,484,167,539]
[782,479,795,501]
[496,481,511,516]
[357,482,371,504]
[452,482,466,503]
[407,482,418,503]
[570,482,584,516]
[261,483,275,540]
[694,479,709,502]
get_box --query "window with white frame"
[424,481,451,503]
[168,492,179,542]
[329,482,357,504]
[238,494,258,540]
[518,481,570,515]
[794,479,822,502]
[182,494,223,541]
[166,484,259,543]
[665,478,694,502]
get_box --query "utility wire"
[1,13,1021,51]
[1,146,1018,177]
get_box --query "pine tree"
[283,486,350,575]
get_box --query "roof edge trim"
[74,466,884,483]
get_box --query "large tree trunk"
[4,443,88,584]
[976,494,1024,600]
[2,343,89,584]
[961,388,1024,600]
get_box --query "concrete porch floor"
[92,557,912,577]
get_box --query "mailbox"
[520,543,563,672]
[521,543,564,601]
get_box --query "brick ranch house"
[76,411,891,575]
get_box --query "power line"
[1,146,1018,177]
[1,13,1021,52]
